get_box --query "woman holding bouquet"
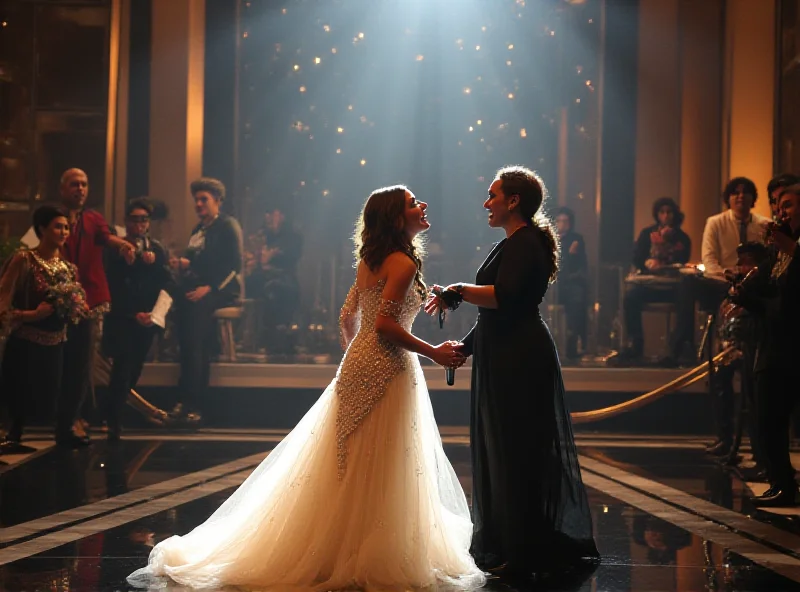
[0,205,82,453]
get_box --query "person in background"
[734,186,800,506]
[767,174,800,222]
[59,168,135,447]
[701,178,770,454]
[618,197,691,363]
[553,207,588,360]
[257,208,303,355]
[169,178,243,424]
[103,199,173,441]
[702,177,770,278]
[0,206,75,453]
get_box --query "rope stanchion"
[570,346,738,424]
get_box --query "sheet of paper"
[150,290,173,328]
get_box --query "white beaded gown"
[128,279,485,591]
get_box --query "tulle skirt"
[128,360,485,591]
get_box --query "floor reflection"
[0,436,799,591]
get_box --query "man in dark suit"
[741,186,800,507]
[103,199,173,440]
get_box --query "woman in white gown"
[128,185,486,591]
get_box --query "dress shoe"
[0,438,37,455]
[55,433,91,449]
[750,486,799,508]
[169,402,185,418]
[168,403,202,429]
[706,440,732,457]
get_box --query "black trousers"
[260,272,300,353]
[59,319,95,437]
[756,368,797,488]
[711,364,735,445]
[623,284,676,354]
[1,335,64,440]
[104,318,155,429]
[558,282,587,357]
[176,291,231,409]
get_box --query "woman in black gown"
[426,166,598,581]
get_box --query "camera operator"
[734,186,800,507]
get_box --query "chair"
[214,278,245,362]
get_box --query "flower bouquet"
[649,227,684,266]
[46,281,90,324]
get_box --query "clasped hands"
[167,257,210,302]
[432,340,467,370]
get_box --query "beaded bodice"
[335,279,422,476]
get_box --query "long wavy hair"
[353,185,427,297]
[496,165,560,284]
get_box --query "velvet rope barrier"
[569,346,738,424]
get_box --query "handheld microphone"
[431,285,460,386]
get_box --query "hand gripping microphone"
[431,286,464,387]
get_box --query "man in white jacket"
[702,177,770,278]
[700,177,769,457]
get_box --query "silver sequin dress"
[129,279,485,592]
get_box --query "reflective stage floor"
[2,430,800,591]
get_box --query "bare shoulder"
[382,251,417,277]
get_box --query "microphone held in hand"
[430,286,464,386]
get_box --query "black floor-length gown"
[461,225,599,574]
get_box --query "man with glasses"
[767,174,800,222]
[102,199,173,440]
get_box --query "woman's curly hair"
[496,166,560,284]
[353,185,427,297]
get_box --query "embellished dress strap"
[377,297,404,322]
